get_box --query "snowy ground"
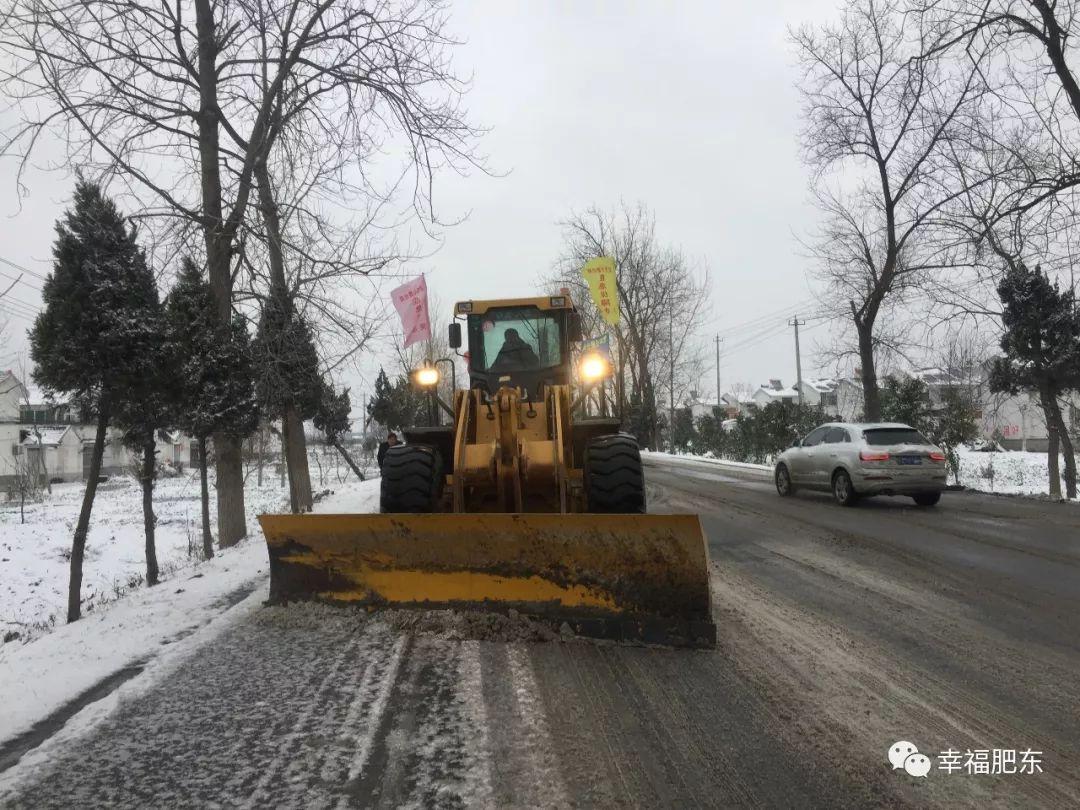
[0,473,289,645]
[646,448,1076,499]
[952,448,1074,497]
[0,475,382,753]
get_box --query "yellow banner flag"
[582,256,620,326]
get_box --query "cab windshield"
[468,307,563,372]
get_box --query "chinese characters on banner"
[390,275,432,348]
[582,256,620,326]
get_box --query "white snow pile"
[0,476,382,752]
[641,450,771,474]
[953,448,1074,498]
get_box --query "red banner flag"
[390,275,432,348]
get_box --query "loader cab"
[450,296,582,398]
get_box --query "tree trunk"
[857,323,881,421]
[332,440,365,482]
[1040,389,1062,499]
[199,436,214,559]
[1045,395,1077,498]
[141,437,159,586]
[214,433,247,547]
[284,403,314,512]
[256,160,314,512]
[68,406,109,623]
[257,433,265,487]
[196,1,247,549]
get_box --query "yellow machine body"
[260,294,716,647]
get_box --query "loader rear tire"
[585,434,646,514]
[380,445,442,513]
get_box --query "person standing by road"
[377,431,398,469]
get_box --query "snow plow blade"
[259,513,715,648]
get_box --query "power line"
[0,267,43,291]
[0,290,41,319]
[0,255,49,283]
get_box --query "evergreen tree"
[253,295,321,513]
[112,279,173,587]
[313,380,365,481]
[925,387,980,485]
[366,368,395,428]
[366,366,427,432]
[31,179,159,622]
[165,258,258,557]
[672,407,696,452]
[880,376,931,431]
[695,411,727,457]
[990,263,1080,499]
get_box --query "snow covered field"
[952,448,1074,497]
[0,475,382,753]
[0,474,289,645]
[1,466,380,647]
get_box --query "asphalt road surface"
[3,455,1079,808]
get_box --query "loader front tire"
[585,433,646,514]
[380,445,443,513]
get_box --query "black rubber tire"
[775,463,796,496]
[380,444,443,513]
[913,492,941,507]
[832,469,859,507]
[585,433,646,513]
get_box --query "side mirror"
[791,438,802,448]
[567,311,583,343]
[448,322,462,349]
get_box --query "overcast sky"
[0,0,843,403]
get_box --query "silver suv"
[774,422,947,507]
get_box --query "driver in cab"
[490,327,540,371]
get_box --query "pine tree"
[253,295,322,513]
[165,258,258,556]
[926,387,980,485]
[31,179,160,622]
[313,380,365,481]
[990,263,1080,499]
[112,276,173,587]
[366,366,427,432]
[880,376,932,431]
[366,368,395,428]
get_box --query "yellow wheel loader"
[259,294,715,647]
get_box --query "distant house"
[719,392,753,416]
[797,378,840,412]
[752,379,799,408]
[0,372,196,486]
[0,370,28,420]
[835,377,864,422]
[19,425,85,484]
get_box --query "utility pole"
[669,308,676,453]
[789,315,806,407]
[714,334,723,409]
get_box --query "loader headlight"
[414,366,440,388]
[579,353,611,382]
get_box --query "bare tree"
[546,203,711,449]
[792,0,991,420]
[0,0,483,545]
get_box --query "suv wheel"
[832,469,859,507]
[775,464,795,496]
[912,492,941,507]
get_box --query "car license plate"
[898,456,922,465]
